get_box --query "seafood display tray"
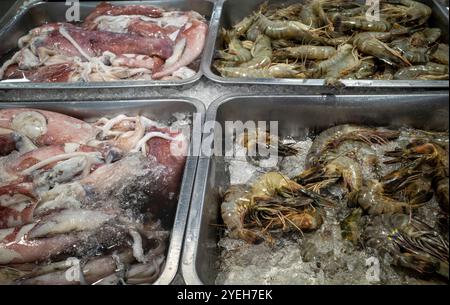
[181,93,449,285]
[202,0,450,88]
[0,98,205,285]
[0,0,217,89]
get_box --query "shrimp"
[327,5,368,18]
[299,3,319,28]
[273,45,336,60]
[432,44,449,65]
[251,205,323,234]
[237,128,299,159]
[434,178,449,233]
[357,180,423,215]
[352,32,410,66]
[246,21,263,42]
[217,35,253,63]
[306,124,400,168]
[220,170,337,244]
[390,38,432,64]
[399,129,449,151]
[411,28,442,46]
[296,155,363,197]
[394,63,449,80]
[266,3,304,21]
[311,0,333,29]
[340,208,363,246]
[220,185,266,244]
[344,57,378,79]
[221,173,326,244]
[364,214,449,279]
[325,140,380,172]
[385,142,449,176]
[334,16,392,32]
[381,161,422,193]
[255,14,326,45]
[374,63,396,80]
[212,60,239,71]
[311,44,361,79]
[250,172,333,207]
[381,0,432,26]
[270,39,297,49]
[216,63,304,79]
[401,175,434,204]
[232,15,256,37]
[240,34,272,69]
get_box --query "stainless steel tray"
[0,97,205,285]
[0,0,217,90]
[202,0,450,88]
[182,93,449,285]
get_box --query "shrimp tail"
[234,229,266,244]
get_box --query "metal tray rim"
[0,97,205,285]
[181,92,450,285]
[201,0,450,88]
[0,0,218,90]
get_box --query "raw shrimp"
[255,14,326,45]
[220,185,265,244]
[385,142,449,177]
[390,38,432,64]
[340,208,363,246]
[311,44,361,79]
[273,45,336,60]
[394,63,449,80]
[216,63,303,79]
[299,3,319,28]
[432,44,449,65]
[364,213,449,279]
[411,28,442,46]
[306,124,400,168]
[251,205,323,234]
[344,57,378,79]
[381,0,432,26]
[357,180,423,215]
[240,34,273,69]
[311,0,333,29]
[246,22,263,42]
[232,15,256,37]
[217,36,253,63]
[334,16,392,32]
[296,155,363,196]
[221,173,328,244]
[352,32,410,66]
[237,128,299,159]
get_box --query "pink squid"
[0,108,99,147]
[83,1,164,30]
[152,19,208,79]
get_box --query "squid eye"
[105,147,123,164]
[11,111,47,142]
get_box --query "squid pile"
[220,125,449,281]
[0,108,189,284]
[214,0,449,82]
[0,1,208,82]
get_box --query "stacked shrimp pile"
[0,1,208,82]
[0,108,188,284]
[220,125,449,282]
[214,0,449,82]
